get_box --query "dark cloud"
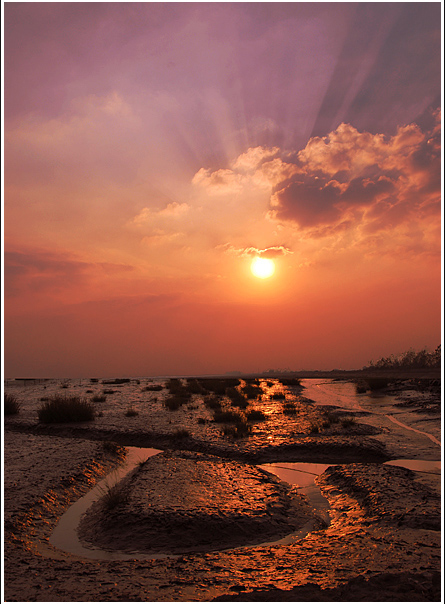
[269,114,441,232]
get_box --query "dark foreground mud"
[78,451,318,555]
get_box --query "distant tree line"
[364,345,441,370]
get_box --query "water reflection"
[385,459,441,473]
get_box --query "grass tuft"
[100,481,130,510]
[142,384,163,392]
[204,396,222,410]
[246,408,266,422]
[125,407,139,417]
[91,395,107,403]
[164,396,185,411]
[341,417,356,428]
[4,394,20,415]
[283,402,297,415]
[102,441,126,457]
[223,422,251,438]
[213,410,244,423]
[38,396,95,423]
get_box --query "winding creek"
[49,379,441,560]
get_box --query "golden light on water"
[251,257,275,279]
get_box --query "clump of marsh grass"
[280,378,302,387]
[125,407,139,417]
[213,410,244,424]
[4,394,20,416]
[164,396,185,411]
[103,389,115,395]
[246,408,266,422]
[198,378,240,395]
[366,377,390,391]
[204,396,222,410]
[355,381,368,394]
[341,417,356,428]
[241,382,263,400]
[102,441,126,458]
[38,395,95,423]
[91,394,107,403]
[226,387,248,409]
[142,384,163,392]
[100,481,130,510]
[271,391,286,400]
[223,422,251,438]
[283,402,297,415]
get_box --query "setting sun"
[251,257,275,279]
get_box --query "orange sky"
[3,3,442,377]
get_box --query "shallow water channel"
[49,450,440,561]
[49,379,441,560]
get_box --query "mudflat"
[3,375,441,601]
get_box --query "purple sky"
[4,2,442,377]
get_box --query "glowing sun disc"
[251,257,275,279]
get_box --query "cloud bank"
[193,110,441,256]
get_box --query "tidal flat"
[3,375,441,601]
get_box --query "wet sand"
[3,376,441,601]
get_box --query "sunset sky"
[3,2,442,378]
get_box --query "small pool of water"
[50,447,164,560]
[384,459,441,473]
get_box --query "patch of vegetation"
[223,422,251,438]
[204,396,222,410]
[38,396,95,423]
[90,378,99,383]
[86,389,94,394]
[185,378,206,394]
[4,394,20,415]
[166,378,192,400]
[355,381,368,394]
[365,345,441,370]
[366,377,390,391]
[271,391,286,400]
[341,417,356,428]
[142,384,163,392]
[226,387,248,408]
[213,410,244,423]
[197,378,240,394]
[283,402,297,415]
[100,481,130,510]
[164,396,186,411]
[197,417,206,424]
[125,407,139,417]
[241,383,263,399]
[103,389,115,395]
[91,395,107,402]
[246,408,266,422]
[280,378,302,387]
[102,441,126,457]
[102,378,131,385]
